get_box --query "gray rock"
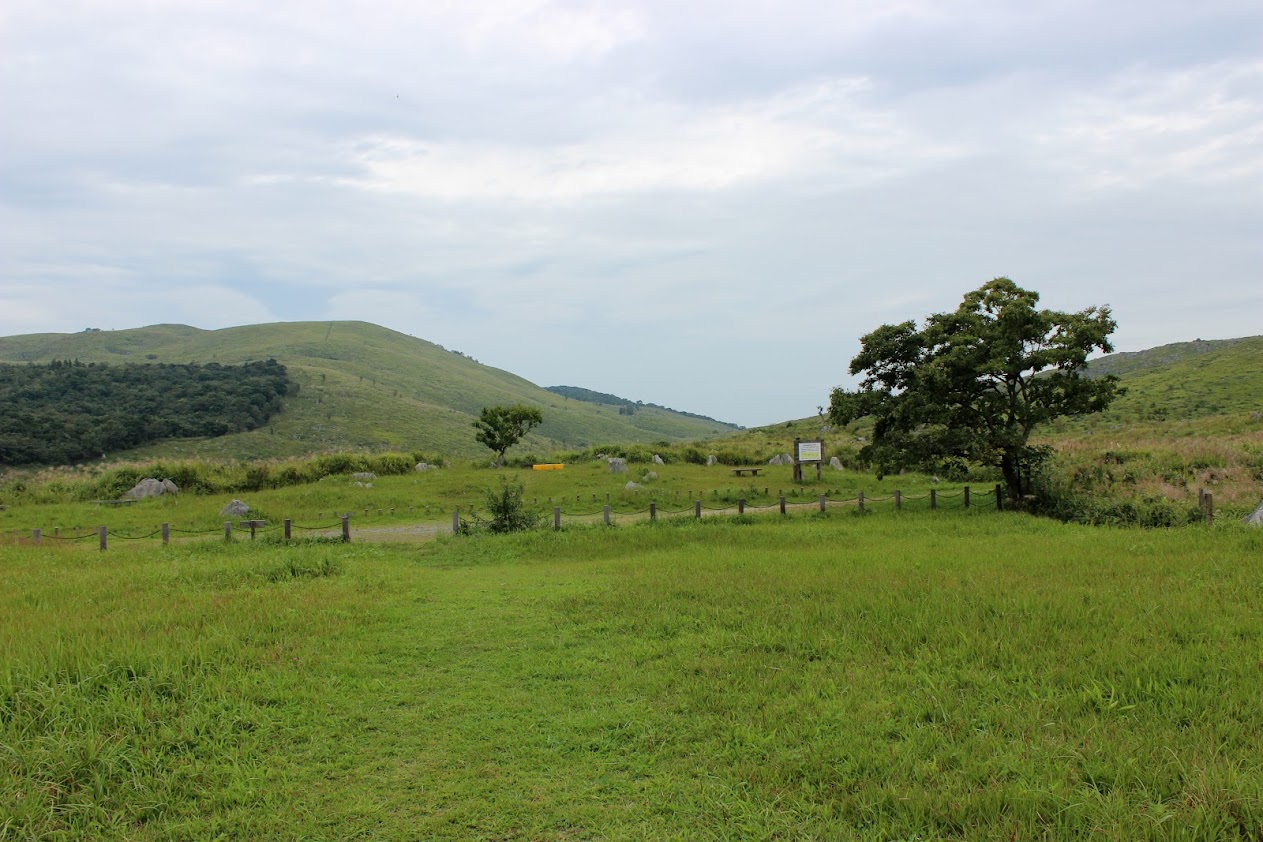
[829,456,843,470]
[124,478,167,499]
[767,454,793,466]
[652,454,664,465]
[352,472,376,481]
[415,462,430,472]
[1245,501,1263,525]
[625,481,640,491]
[643,471,658,481]
[608,458,627,474]
[706,455,717,466]
[161,478,179,495]
[221,499,250,517]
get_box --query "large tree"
[828,277,1120,506]
[473,404,544,467]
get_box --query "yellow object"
[532,463,565,471]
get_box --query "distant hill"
[0,322,736,464]
[1084,336,1263,422]
[545,385,740,429]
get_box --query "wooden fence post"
[650,502,657,522]
[930,489,937,510]
[283,519,291,540]
[224,522,232,541]
[780,495,786,515]
[964,486,971,508]
[99,526,107,552]
[162,523,170,545]
[1204,493,1214,525]
[603,505,610,526]
[738,499,745,514]
[554,507,561,530]
[695,500,702,519]
[341,515,350,543]
[819,494,827,513]
[32,528,40,545]
[895,490,902,511]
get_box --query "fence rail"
[0,485,1023,549]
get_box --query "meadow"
[3,501,1262,840]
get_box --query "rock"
[354,481,364,488]
[643,471,658,480]
[608,458,627,474]
[829,456,843,470]
[353,472,376,481]
[652,454,664,465]
[221,499,250,517]
[625,481,640,491]
[124,478,167,499]
[1245,501,1263,525]
[365,483,373,488]
[767,454,793,466]
[415,462,430,472]
[706,455,717,466]
[161,478,179,495]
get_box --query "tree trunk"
[1000,454,1025,510]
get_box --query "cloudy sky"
[1,1,1260,426]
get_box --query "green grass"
[4,510,1262,839]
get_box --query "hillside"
[1081,335,1263,423]
[0,322,735,463]
[544,385,739,428]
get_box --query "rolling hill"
[1083,335,1263,423]
[0,322,736,464]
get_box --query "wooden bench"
[92,499,137,507]
[731,467,763,477]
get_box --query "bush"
[460,476,542,535]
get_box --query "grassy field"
[3,506,1261,840]
[0,459,960,540]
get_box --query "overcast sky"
[2,1,1260,427]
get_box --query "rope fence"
[3,485,1016,550]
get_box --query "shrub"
[460,476,542,535]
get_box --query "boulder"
[829,456,843,471]
[124,478,167,499]
[767,454,793,466]
[415,462,430,472]
[706,455,717,466]
[161,478,179,495]
[652,454,664,465]
[352,472,376,481]
[625,481,640,491]
[221,499,250,517]
[1245,501,1263,526]
[643,471,659,481]
[608,458,627,474]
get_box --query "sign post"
[793,438,824,482]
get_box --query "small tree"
[828,277,1121,507]
[473,404,544,467]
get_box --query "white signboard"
[797,441,822,463]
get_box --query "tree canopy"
[472,404,544,467]
[828,278,1120,505]
[0,359,290,466]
